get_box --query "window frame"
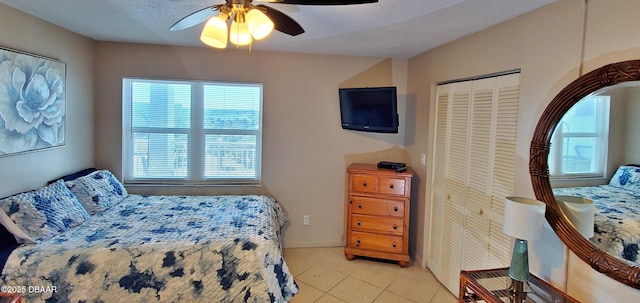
[548,95,610,180]
[122,78,263,186]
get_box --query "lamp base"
[510,279,526,303]
[508,238,530,303]
[508,238,530,282]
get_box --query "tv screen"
[339,86,398,133]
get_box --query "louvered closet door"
[429,81,471,292]
[487,74,520,267]
[462,77,495,271]
[428,73,520,296]
[427,87,450,281]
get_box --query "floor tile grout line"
[285,247,455,303]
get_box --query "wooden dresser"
[344,163,414,267]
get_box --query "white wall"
[0,4,94,198]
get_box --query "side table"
[459,268,580,303]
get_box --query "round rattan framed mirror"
[530,59,640,289]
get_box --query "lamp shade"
[555,195,595,238]
[230,19,252,46]
[503,197,546,241]
[246,9,274,40]
[200,16,228,48]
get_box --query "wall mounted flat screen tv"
[339,86,398,133]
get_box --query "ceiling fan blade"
[257,5,305,36]
[268,0,378,5]
[170,6,220,31]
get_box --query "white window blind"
[122,78,262,185]
[549,95,610,178]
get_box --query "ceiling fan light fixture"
[246,9,274,40]
[230,14,252,46]
[200,16,228,48]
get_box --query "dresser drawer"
[378,177,406,196]
[352,214,403,236]
[349,231,404,254]
[351,174,378,193]
[350,196,404,217]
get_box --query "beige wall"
[93,43,410,248]
[623,87,640,164]
[407,0,640,301]
[604,85,640,174]
[0,4,94,198]
[4,0,640,300]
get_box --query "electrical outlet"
[421,153,426,166]
[303,215,309,226]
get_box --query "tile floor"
[283,247,458,303]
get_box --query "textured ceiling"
[0,0,557,58]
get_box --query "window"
[549,95,610,178]
[122,78,262,185]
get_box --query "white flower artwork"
[0,47,66,156]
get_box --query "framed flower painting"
[0,47,66,156]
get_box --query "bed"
[553,165,640,263]
[0,169,299,302]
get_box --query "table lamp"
[503,196,546,303]
[555,195,595,238]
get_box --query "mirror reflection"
[551,81,640,264]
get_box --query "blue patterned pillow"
[609,165,640,191]
[0,180,90,242]
[65,170,128,215]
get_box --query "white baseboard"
[412,250,425,268]
[284,240,344,248]
[283,243,427,269]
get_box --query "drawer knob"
[393,206,398,212]
[357,221,362,226]
[358,204,363,209]
[389,184,394,189]
[392,243,397,248]
[349,200,352,204]
[356,239,361,247]
[393,225,398,230]
[363,182,367,187]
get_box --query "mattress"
[0,194,299,302]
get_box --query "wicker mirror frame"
[530,59,640,289]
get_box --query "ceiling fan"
[170,0,379,48]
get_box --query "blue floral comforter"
[553,185,640,263]
[1,195,299,302]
